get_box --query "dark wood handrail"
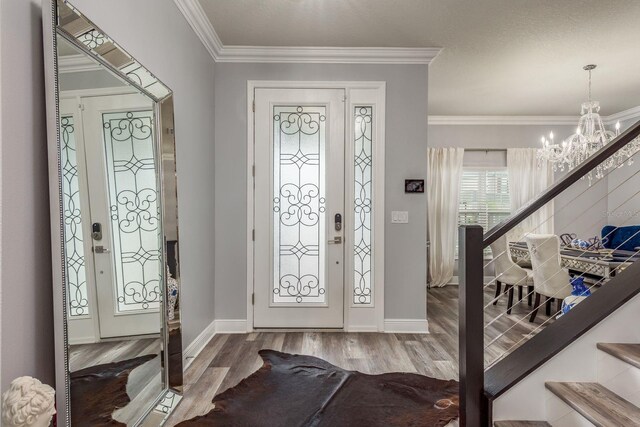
[484,259,640,400]
[483,119,640,247]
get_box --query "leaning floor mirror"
[43,1,183,425]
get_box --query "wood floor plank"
[183,334,229,391]
[281,331,303,354]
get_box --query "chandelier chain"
[588,68,592,103]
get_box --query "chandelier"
[538,64,639,183]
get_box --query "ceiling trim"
[606,106,640,125]
[216,46,440,64]
[59,54,102,73]
[173,0,441,64]
[174,0,223,61]
[428,115,579,126]
[428,107,640,126]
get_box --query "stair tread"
[494,421,551,427]
[597,343,640,369]
[545,381,640,426]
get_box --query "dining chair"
[489,234,534,315]
[525,234,573,322]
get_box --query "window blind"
[458,168,510,250]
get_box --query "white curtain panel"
[427,148,465,287]
[507,148,554,237]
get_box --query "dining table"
[509,241,640,283]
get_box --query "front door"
[81,94,162,338]
[253,88,345,328]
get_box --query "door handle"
[93,245,110,253]
[328,236,342,244]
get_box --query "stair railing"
[458,119,640,426]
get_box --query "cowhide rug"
[178,349,459,427]
[70,354,157,426]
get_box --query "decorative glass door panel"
[60,115,90,316]
[102,110,161,313]
[353,107,373,305]
[81,94,161,338]
[273,106,327,304]
[254,88,345,328]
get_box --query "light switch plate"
[391,211,409,223]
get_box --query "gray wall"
[214,63,429,321]
[1,0,216,391]
[1,0,55,391]
[606,117,640,228]
[428,124,610,241]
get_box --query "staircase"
[497,343,640,426]
[457,118,640,427]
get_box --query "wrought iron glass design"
[103,110,161,312]
[77,29,106,50]
[57,0,171,101]
[272,106,327,304]
[120,62,168,100]
[353,107,373,305]
[60,116,90,316]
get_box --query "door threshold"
[252,328,345,333]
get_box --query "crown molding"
[427,115,579,126]
[173,0,441,64]
[605,106,640,125]
[428,108,640,126]
[174,0,223,61]
[216,45,440,64]
[58,54,102,73]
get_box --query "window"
[458,168,510,255]
[353,106,373,305]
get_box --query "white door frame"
[246,81,386,332]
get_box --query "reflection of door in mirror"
[61,94,161,340]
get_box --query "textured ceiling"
[198,0,640,116]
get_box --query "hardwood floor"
[165,285,554,425]
[69,337,161,371]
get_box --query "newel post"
[458,225,488,426]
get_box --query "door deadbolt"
[91,222,102,240]
[334,213,342,231]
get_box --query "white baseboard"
[183,319,216,369]
[215,319,249,333]
[384,319,429,333]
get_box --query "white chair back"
[525,234,571,299]
[489,234,528,286]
